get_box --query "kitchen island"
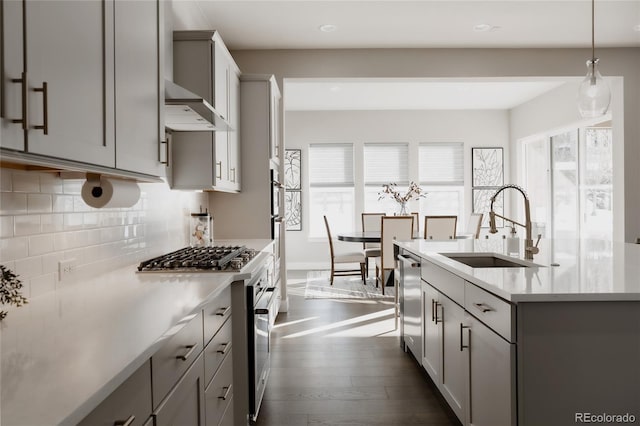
[396,238,640,426]
[1,239,274,426]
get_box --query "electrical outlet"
[58,258,77,281]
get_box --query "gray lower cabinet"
[439,293,467,422]
[218,396,235,426]
[421,282,441,383]
[78,360,153,426]
[466,313,516,426]
[154,353,206,426]
[204,348,234,426]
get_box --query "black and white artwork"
[473,189,504,228]
[284,149,301,190]
[472,147,504,187]
[285,191,302,231]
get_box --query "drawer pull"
[431,299,436,322]
[215,306,231,317]
[33,82,48,134]
[176,344,197,361]
[460,323,470,351]
[434,302,442,324]
[10,72,28,129]
[114,415,135,426]
[218,384,232,401]
[473,302,494,313]
[217,342,231,355]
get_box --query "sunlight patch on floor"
[273,316,318,329]
[281,308,396,339]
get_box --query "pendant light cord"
[591,0,595,62]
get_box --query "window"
[363,143,409,214]
[418,143,464,217]
[308,143,355,237]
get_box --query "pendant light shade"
[578,58,611,118]
[577,0,611,118]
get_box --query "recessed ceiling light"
[473,24,492,32]
[634,24,640,32]
[319,24,337,33]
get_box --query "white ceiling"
[172,1,640,50]
[171,1,638,110]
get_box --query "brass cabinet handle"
[10,72,27,129]
[33,82,48,134]
[175,344,197,361]
[113,415,135,426]
[217,342,231,355]
[218,384,232,400]
[460,323,470,351]
[215,306,231,317]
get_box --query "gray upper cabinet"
[171,31,241,192]
[114,0,165,177]
[0,0,164,179]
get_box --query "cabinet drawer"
[421,261,465,306]
[204,349,234,426]
[204,317,232,385]
[79,360,152,426]
[217,395,234,426]
[152,311,203,407]
[464,282,515,342]
[203,285,232,346]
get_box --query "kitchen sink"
[442,254,535,268]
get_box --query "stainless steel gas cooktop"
[137,245,258,272]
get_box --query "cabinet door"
[1,0,25,150]
[467,313,516,426]
[268,85,280,164]
[213,43,229,121]
[79,360,152,426]
[440,294,467,423]
[114,0,163,176]
[422,282,441,383]
[215,130,229,187]
[25,0,115,166]
[228,70,241,190]
[154,354,205,426]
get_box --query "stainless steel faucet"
[488,184,541,260]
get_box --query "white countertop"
[1,239,273,426]
[396,238,640,302]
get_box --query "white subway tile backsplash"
[53,195,74,213]
[14,215,42,236]
[14,256,43,280]
[0,193,28,215]
[1,237,28,262]
[12,171,40,193]
[27,193,53,213]
[63,213,83,230]
[1,168,196,299]
[28,234,54,256]
[0,216,14,238]
[41,214,64,233]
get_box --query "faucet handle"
[534,234,541,247]
[527,234,542,255]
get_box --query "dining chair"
[423,215,458,240]
[323,215,366,285]
[375,216,414,295]
[466,213,484,239]
[411,212,420,235]
[361,213,385,277]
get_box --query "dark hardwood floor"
[254,271,461,426]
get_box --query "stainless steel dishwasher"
[398,251,422,362]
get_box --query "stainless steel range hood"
[164,80,231,132]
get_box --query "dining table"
[336,231,473,243]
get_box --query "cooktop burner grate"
[137,245,256,272]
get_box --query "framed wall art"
[284,149,302,230]
[472,147,504,187]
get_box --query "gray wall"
[231,47,640,244]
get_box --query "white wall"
[285,109,509,269]
[0,168,206,303]
[231,47,640,244]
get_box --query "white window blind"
[309,143,354,187]
[364,143,409,185]
[419,142,464,185]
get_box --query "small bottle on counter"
[506,225,519,256]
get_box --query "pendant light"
[577,0,611,118]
